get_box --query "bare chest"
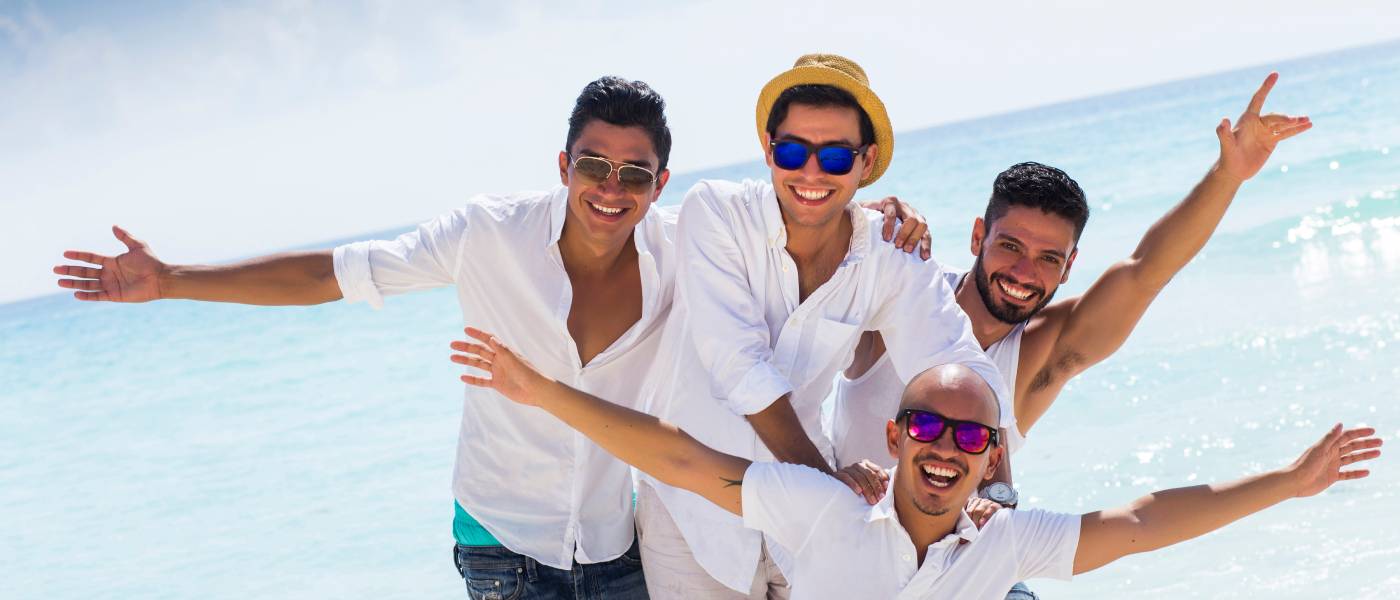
[566,267,643,367]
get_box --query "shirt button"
[902,554,911,562]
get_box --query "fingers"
[1337,469,1371,481]
[465,327,503,351]
[460,374,493,388]
[1340,449,1382,466]
[451,353,494,373]
[73,291,111,302]
[881,198,899,242]
[1340,435,1382,454]
[450,340,495,359]
[833,471,864,498]
[112,225,145,251]
[894,216,927,254]
[57,278,103,291]
[62,250,109,266]
[1245,72,1279,116]
[1275,120,1313,142]
[53,265,102,279]
[1339,427,1377,445]
[1216,118,1236,154]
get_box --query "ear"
[981,446,1004,482]
[885,419,901,460]
[761,132,776,170]
[859,143,879,181]
[558,151,571,187]
[970,217,987,256]
[1060,247,1078,284]
[650,169,671,204]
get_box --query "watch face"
[987,483,1015,504]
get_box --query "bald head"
[898,364,999,426]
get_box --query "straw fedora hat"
[755,53,893,187]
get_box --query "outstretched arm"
[1073,424,1382,574]
[1021,73,1311,428]
[451,327,753,516]
[54,226,340,305]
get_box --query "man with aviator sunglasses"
[450,327,1382,600]
[633,53,1012,599]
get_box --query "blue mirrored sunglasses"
[769,140,868,176]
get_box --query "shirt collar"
[546,186,656,258]
[547,186,569,248]
[759,183,869,264]
[866,468,982,546]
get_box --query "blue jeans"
[453,542,648,600]
[1006,581,1038,600]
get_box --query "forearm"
[160,251,341,305]
[536,379,750,510]
[746,396,834,474]
[1076,467,1296,573]
[1130,164,1242,290]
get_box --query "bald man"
[450,326,1382,599]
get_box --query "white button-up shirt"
[644,179,1013,591]
[742,462,1079,599]
[333,187,676,569]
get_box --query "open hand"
[1216,72,1312,183]
[859,196,931,260]
[966,496,1003,529]
[834,459,890,504]
[451,327,550,405]
[1290,424,1382,498]
[53,226,166,302]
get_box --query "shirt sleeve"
[740,462,848,553]
[675,182,793,416]
[867,255,1016,435]
[1010,508,1081,581]
[332,207,471,309]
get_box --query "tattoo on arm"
[720,477,744,488]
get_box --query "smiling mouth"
[587,201,629,219]
[790,185,834,204]
[996,279,1037,302]
[920,463,962,489]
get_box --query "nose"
[594,168,626,197]
[1007,255,1037,282]
[798,152,824,178]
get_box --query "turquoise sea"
[5,40,1399,598]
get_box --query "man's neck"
[784,208,852,265]
[955,274,1017,351]
[558,220,636,278]
[893,490,963,566]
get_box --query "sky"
[3,0,1400,304]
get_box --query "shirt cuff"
[332,242,385,309]
[722,361,794,416]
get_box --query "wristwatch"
[978,482,1018,508]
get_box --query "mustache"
[911,450,968,476]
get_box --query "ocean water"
[5,40,1399,598]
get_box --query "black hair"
[565,76,672,171]
[764,84,875,146]
[984,162,1090,241]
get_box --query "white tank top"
[827,269,1027,469]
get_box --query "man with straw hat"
[633,53,1013,598]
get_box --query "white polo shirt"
[643,179,1013,592]
[742,462,1079,599]
[333,187,676,570]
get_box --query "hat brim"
[756,65,893,188]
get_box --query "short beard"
[972,254,1055,325]
[911,494,951,517]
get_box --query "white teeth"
[921,465,959,478]
[998,280,1033,300]
[793,187,831,201]
[589,202,624,215]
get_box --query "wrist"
[1208,160,1247,188]
[155,263,179,300]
